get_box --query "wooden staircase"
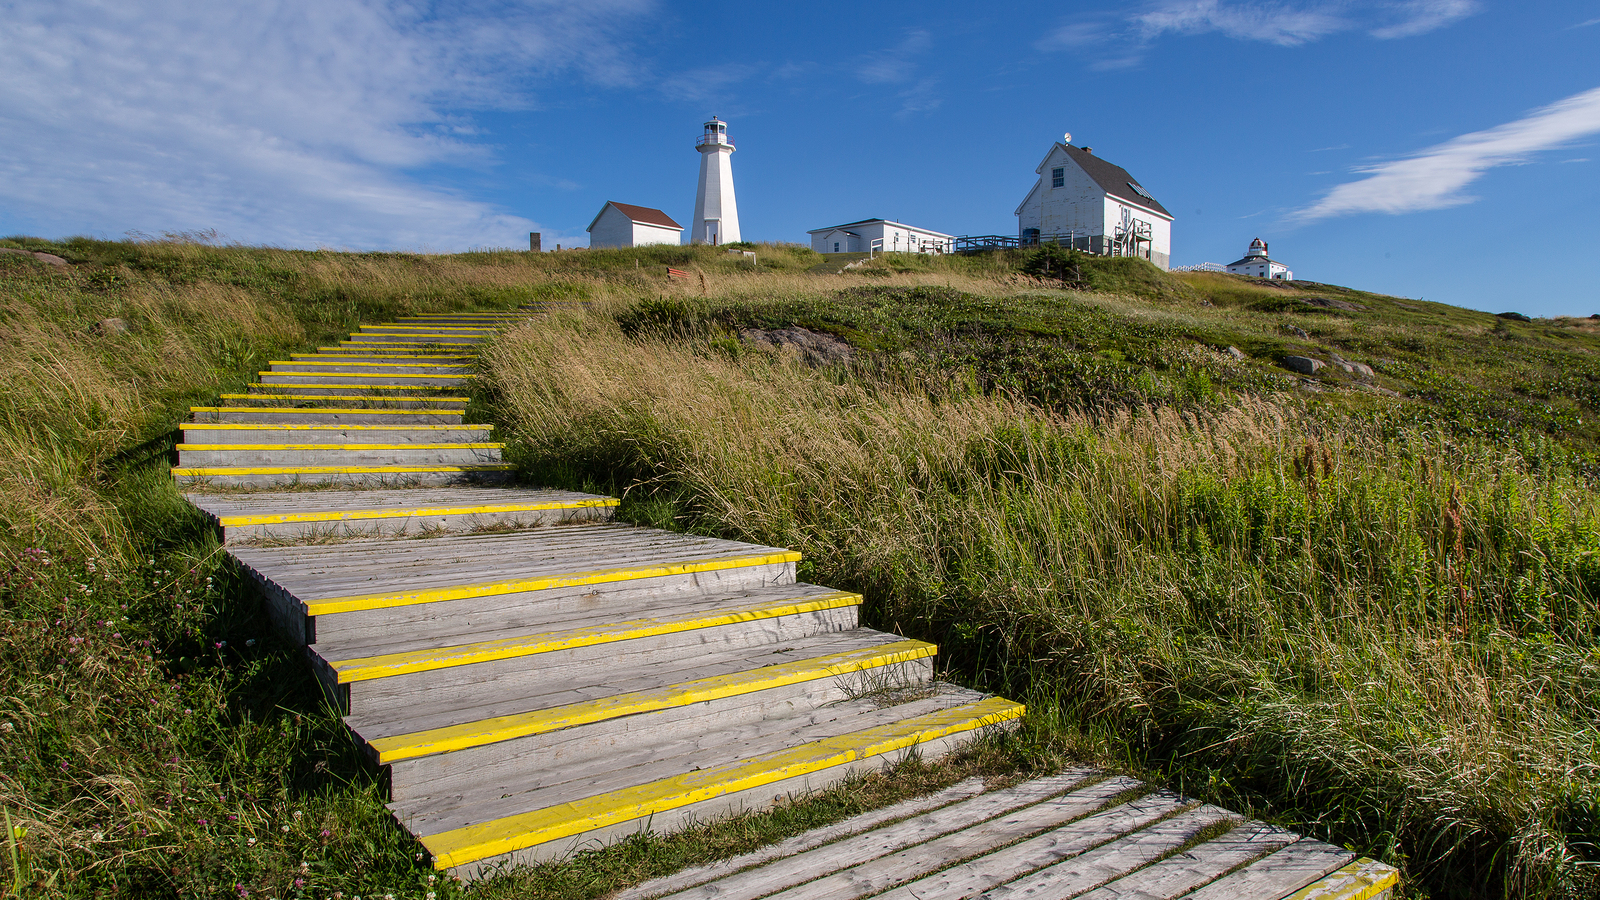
[179,311,1024,878]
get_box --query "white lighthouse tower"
[692,117,740,245]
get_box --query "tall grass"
[482,307,1600,899]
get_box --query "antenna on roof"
[1063,132,1072,144]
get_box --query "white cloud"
[1294,85,1600,221]
[1042,0,1479,67]
[0,0,651,250]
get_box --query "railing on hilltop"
[1171,262,1228,273]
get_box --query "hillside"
[2,235,1598,899]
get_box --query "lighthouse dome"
[1246,238,1268,258]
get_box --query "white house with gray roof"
[1015,137,1174,270]
[808,219,954,255]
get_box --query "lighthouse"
[692,117,740,245]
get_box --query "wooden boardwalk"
[178,310,1399,896]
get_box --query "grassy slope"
[1,236,1597,898]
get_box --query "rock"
[1496,311,1531,322]
[1357,383,1402,398]
[1300,297,1368,311]
[739,326,854,366]
[1286,325,1309,339]
[1337,361,1374,378]
[0,248,68,267]
[1283,355,1324,375]
[1225,346,1245,361]
[90,317,132,336]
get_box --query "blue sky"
[2,1,1597,315]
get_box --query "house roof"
[587,201,682,233]
[806,219,954,239]
[1030,144,1172,219]
[1226,257,1288,268]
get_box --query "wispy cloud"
[0,0,651,250]
[853,30,943,116]
[1041,1,1479,68]
[1570,16,1600,28]
[660,64,761,105]
[1293,85,1600,221]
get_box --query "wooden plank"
[330,588,863,683]
[655,774,1120,900]
[390,686,985,820]
[369,638,933,762]
[870,791,1188,900]
[1178,840,1354,900]
[417,697,1025,869]
[1072,822,1296,900]
[610,779,994,900]
[975,806,1235,900]
[1277,859,1399,900]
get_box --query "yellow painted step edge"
[422,696,1026,870]
[217,497,619,527]
[331,588,859,684]
[243,384,463,391]
[301,354,478,359]
[305,548,804,617]
[270,360,473,368]
[372,639,935,764]
[220,395,469,403]
[177,442,505,451]
[191,408,467,415]
[181,423,484,431]
[258,372,473,379]
[339,341,479,347]
[1282,859,1400,900]
[173,465,513,476]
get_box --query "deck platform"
[615,772,1399,900]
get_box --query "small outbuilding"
[587,201,683,249]
[1226,238,1293,280]
[808,219,954,255]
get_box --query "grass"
[3,234,1599,897]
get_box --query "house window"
[834,242,840,252]
[1051,167,1065,188]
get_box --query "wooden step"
[294,353,478,360]
[412,689,1023,876]
[328,587,867,722]
[190,407,465,424]
[258,371,472,386]
[185,486,616,542]
[173,463,514,488]
[268,361,474,374]
[219,394,468,408]
[228,526,804,647]
[180,424,493,444]
[175,442,504,467]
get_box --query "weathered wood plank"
[1072,822,1296,900]
[975,806,1235,900]
[1177,839,1354,900]
[611,779,994,900]
[870,791,1189,900]
[655,773,1118,900]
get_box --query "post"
[529,232,541,252]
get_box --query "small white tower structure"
[1225,238,1293,280]
[692,117,740,245]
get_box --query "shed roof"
[806,218,953,238]
[1226,257,1289,267]
[587,201,682,233]
[1034,144,1172,219]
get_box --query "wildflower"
[0,722,12,733]
[292,810,302,819]
[427,894,435,900]
[319,829,331,838]
[247,837,257,846]
[293,878,305,888]
[427,875,435,883]
[246,639,258,647]
[282,825,290,833]
[228,814,238,821]
[197,818,209,826]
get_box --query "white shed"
[587,201,683,249]
[808,219,954,255]
[1015,138,1173,270]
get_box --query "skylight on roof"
[1127,182,1155,201]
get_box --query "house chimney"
[1082,147,1093,154]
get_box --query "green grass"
[5,235,1600,898]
